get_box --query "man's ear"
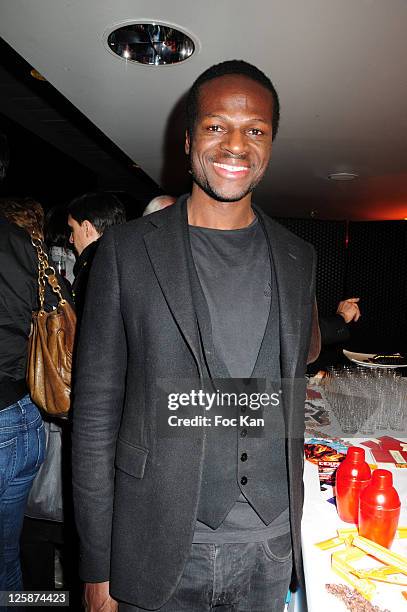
[185,129,190,155]
[83,220,99,238]
[82,219,90,237]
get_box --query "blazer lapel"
[254,208,306,380]
[143,196,202,373]
[254,209,311,444]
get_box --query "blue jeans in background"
[0,395,45,591]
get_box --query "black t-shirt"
[189,217,270,378]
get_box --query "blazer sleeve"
[71,228,127,582]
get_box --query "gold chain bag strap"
[26,235,76,415]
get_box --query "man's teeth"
[213,162,248,172]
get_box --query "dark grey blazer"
[72,196,318,609]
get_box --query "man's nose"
[222,128,247,156]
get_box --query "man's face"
[185,75,274,203]
[68,214,92,256]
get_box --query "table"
[302,384,407,611]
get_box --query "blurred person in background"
[0,198,54,592]
[45,205,76,285]
[19,203,78,604]
[319,297,360,346]
[308,297,361,374]
[142,195,176,216]
[67,192,126,321]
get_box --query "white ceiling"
[1,0,407,219]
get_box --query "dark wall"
[346,221,407,353]
[275,218,347,317]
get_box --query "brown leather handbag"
[26,235,76,415]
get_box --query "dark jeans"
[0,396,45,592]
[119,533,292,612]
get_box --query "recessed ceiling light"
[327,172,359,181]
[107,23,195,65]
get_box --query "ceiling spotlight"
[107,23,195,65]
[328,172,359,181]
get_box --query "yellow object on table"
[315,529,407,602]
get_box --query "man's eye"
[207,125,223,132]
[248,128,263,136]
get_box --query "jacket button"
[240,429,247,437]
[240,476,248,485]
[241,453,248,462]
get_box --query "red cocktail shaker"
[335,447,371,523]
[358,469,401,548]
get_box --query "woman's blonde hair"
[0,197,44,239]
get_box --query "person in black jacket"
[67,192,126,321]
[320,297,361,345]
[0,198,58,592]
[309,298,361,373]
[71,61,320,612]
[19,204,77,601]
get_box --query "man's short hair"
[68,192,126,234]
[186,60,280,142]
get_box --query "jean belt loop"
[17,396,27,422]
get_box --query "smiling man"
[72,60,320,611]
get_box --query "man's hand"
[83,582,118,612]
[336,297,361,323]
